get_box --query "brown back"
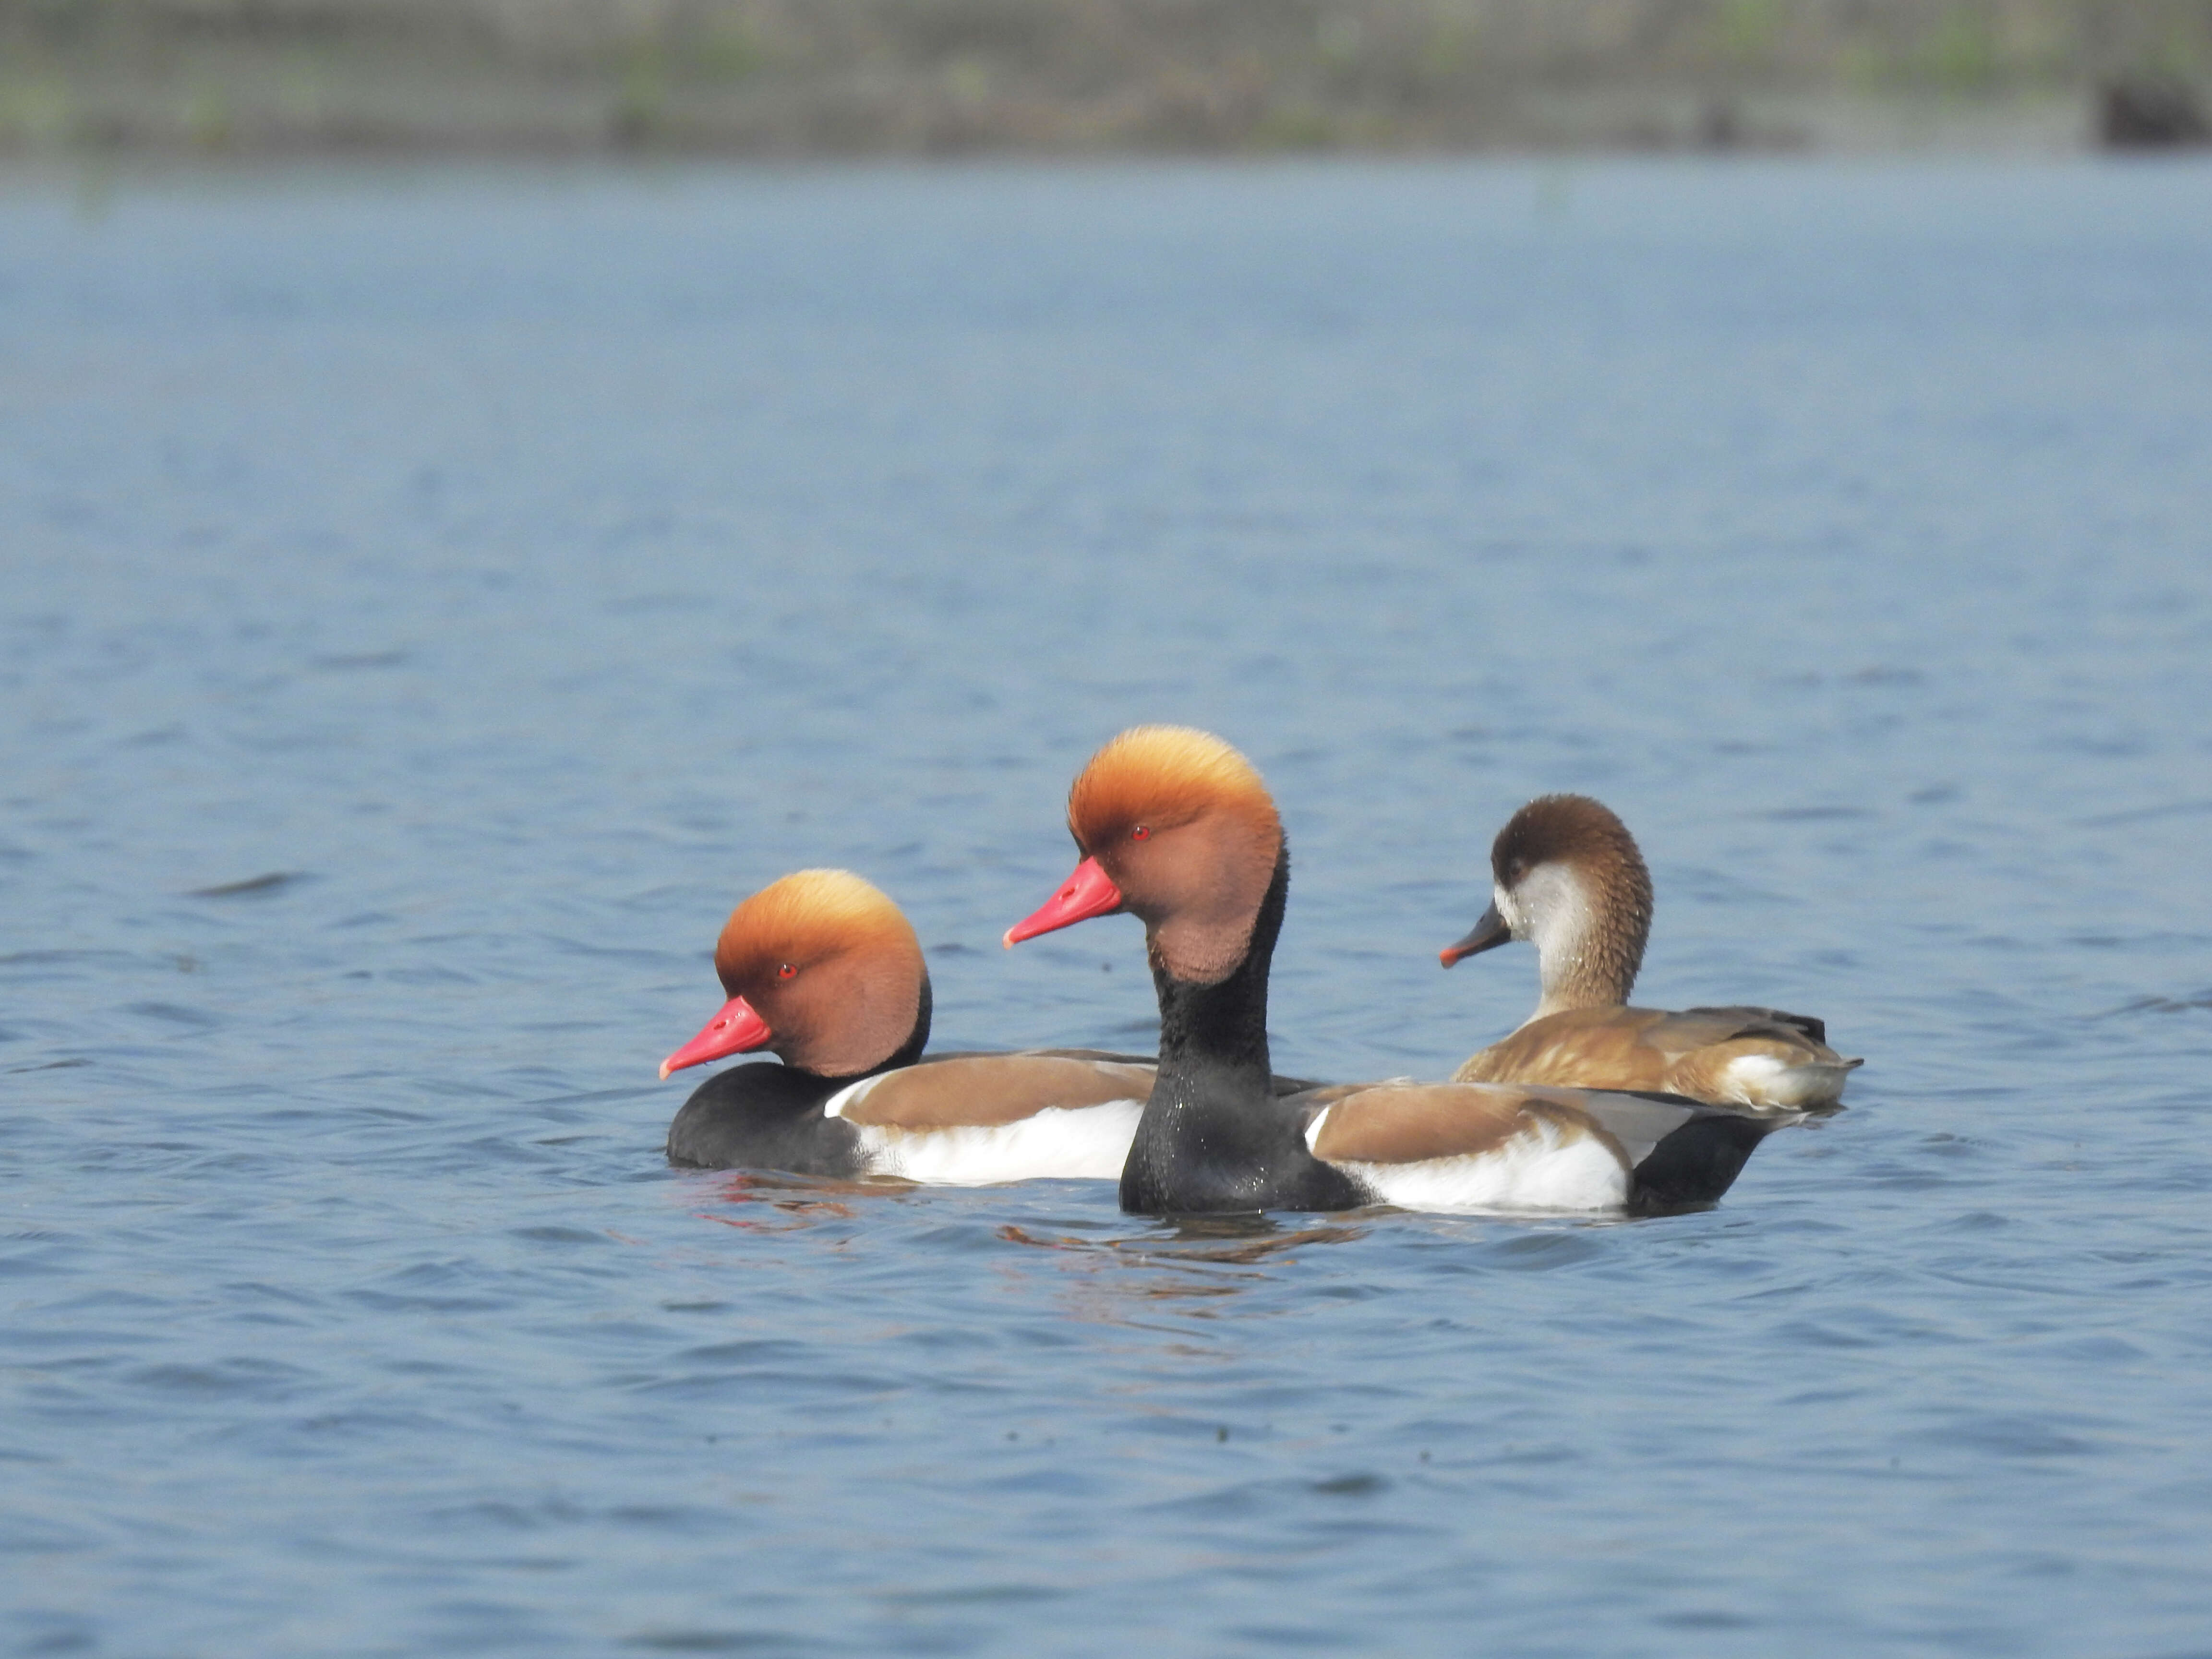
[836,1054,1154,1130]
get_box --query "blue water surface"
[3,157,2211,1657]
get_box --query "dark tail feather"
[1628,1111,1785,1216]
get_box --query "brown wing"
[1304,1082,1622,1168]
[1453,1004,1851,1100]
[834,1054,1154,1130]
[1668,1006,1839,1055]
[1452,1009,1676,1091]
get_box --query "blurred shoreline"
[1,1,2206,159]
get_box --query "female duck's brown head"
[661,869,928,1080]
[1440,794,1653,1013]
[1005,726,1283,985]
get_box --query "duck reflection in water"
[991,1212,1375,1328]
[688,1169,1365,1268]
[688,1169,873,1230]
[1000,1212,1370,1267]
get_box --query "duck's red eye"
[777,963,797,980]
[1131,825,1151,842]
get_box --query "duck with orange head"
[662,870,1155,1181]
[1009,728,1794,1218]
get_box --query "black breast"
[665,1062,867,1176]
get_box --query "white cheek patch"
[1511,863,1602,1016]
[1323,1116,1632,1215]
[1515,864,1588,956]
[1495,881,1523,936]
[848,1099,1144,1186]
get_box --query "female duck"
[663,869,1154,1181]
[1440,795,1860,1109]
[1006,727,1789,1217]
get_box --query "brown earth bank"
[0,0,2208,156]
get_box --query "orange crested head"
[1066,725,1279,856]
[664,869,929,1080]
[1025,726,1283,985]
[712,868,921,998]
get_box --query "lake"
[3,156,2210,1656]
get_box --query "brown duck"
[1441,795,1860,1109]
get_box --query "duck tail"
[1627,1109,1789,1216]
[1718,1050,1862,1109]
[1761,1056,1862,1109]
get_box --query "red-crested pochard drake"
[1440,795,1861,1109]
[1006,728,1790,1217]
[663,869,1157,1182]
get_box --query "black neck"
[1151,850,1284,1086]
[1120,846,1361,1216]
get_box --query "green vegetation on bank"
[1,0,2207,155]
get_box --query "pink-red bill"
[660,995,774,1079]
[1001,856,1124,947]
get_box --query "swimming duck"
[1006,728,1790,1217]
[663,869,1155,1181]
[1440,795,1860,1109]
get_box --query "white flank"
[848,1099,1145,1186]
[1312,1111,1631,1215]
